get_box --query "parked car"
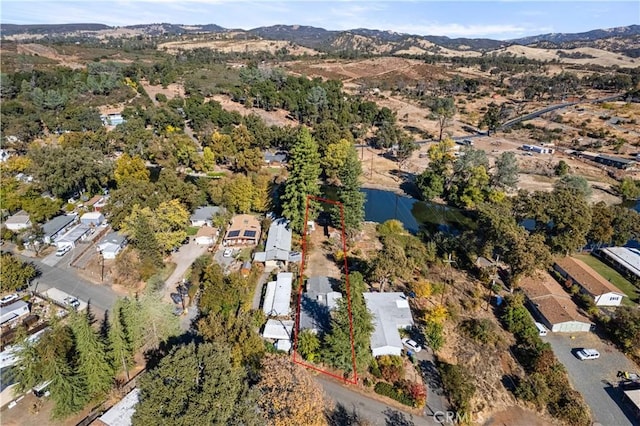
[576,348,600,360]
[64,297,80,309]
[223,248,233,258]
[177,285,188,296]
[401,338,422,353]
[170,293,183,304]
[55,245,72,257]
[0,293,20,305]
[173,307,185,316]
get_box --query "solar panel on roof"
[244,230,257,238]
[227,230,240,238]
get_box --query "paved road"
[317,376,441,426]
[24,256,119,314]
[545,332,638,426]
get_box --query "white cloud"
[348,22,538,38]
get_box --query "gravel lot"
[545,332,639,426]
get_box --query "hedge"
[374,382,415,407]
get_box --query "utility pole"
[485,254,499,311]
[441,253,455,305]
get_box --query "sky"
[1,0,639,40]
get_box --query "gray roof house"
[190,206,223,227]
[253,218,296,267]
[97,231,127,259]
[364,292,415,357]
[4,210,31,232]
[264,150,287,166]
[299,276,342,333]
[42,215,77,244]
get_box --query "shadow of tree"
[383,408,415,426]
[325,402,366,426]
[419,359,445,396]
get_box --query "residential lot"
[545,332,639,426]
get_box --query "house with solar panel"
[223,214,261,246]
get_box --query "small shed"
[241,261,252,277]
[80,211,105,226]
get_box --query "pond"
[322,187,473,234]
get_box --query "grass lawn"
[574,254,638,306]
[187,226,199,236]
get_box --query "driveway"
[545,332,639,426]
[415,349,449,419]
[317,376,440,426]
[163,239,208,303]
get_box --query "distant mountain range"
[2,22,639,55]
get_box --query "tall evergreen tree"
[49,355,90,419]
[332,145,365,237]
[322,272,374,376]
[132,342,261,426]
[69,312,114,398]
[139,292,181,349]
[281,127,321,233]
[107,300,133,379]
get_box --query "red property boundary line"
[292,195,358,385]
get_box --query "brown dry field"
[210,95,298,127]
[158,38,318,56]
[140,80,185,106]
[16,43,84,69]
[284,57,451,83]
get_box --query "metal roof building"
[598,247,640,280]
[99,388,140,426]
[364,292,415,357]
[42,215,77,244]
[299,276,342,333]
[253,218,295,266]
[262,272,293,317]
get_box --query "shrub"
[423,320,444,351]
[437,361,476,415]
[460,318,498,345]
[374,382,414,407]
[377,355,404,383]
[370,359,382,379]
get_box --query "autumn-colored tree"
[256,354,327,426]
[113,153,150,187]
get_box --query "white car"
[401,338,422,353]
[223,248,233,258]
[56,245,72,256]
[576,348,600,360]
[0,293,19,305]
[64,297,80,309]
